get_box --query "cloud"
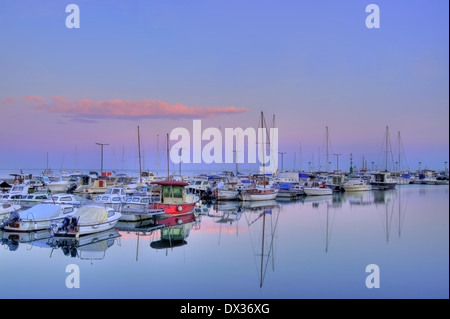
[24,95,46,102]
[0,97,17,105]
[27,96,249,120]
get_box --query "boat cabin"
[151,181,189,204]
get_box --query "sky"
[0,0,448,175]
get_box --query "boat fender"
[177,205,183,212]
[176,218,182,225]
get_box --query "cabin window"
[60,196,71,201]
[163,187,171,198]
[107,209,115,218]
[173,187,183,198]
[27,195,34,199]
[102,196,109,201]
[132,198,140,203]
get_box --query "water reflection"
[46,228,121,261]
[241,200,281,288]
[1,229,52,251]
[0,185,447,298]
[150,212,201,255]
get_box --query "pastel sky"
[0,0,448,174]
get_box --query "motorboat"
[303,181,333,196]
[1,203,77,232]
[51,205,122,237]
[342,178,372,192]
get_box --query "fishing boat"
[51,205,122,237]
[149,180,199,215]
[1,203,77,232]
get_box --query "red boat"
[149,180,199,215]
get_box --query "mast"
[385,126,389,171]
[166,133,170,180]
[326,126,329,173]
[398,131,401,172]
[137,126,142,183]
[156,134,159,177]
[261,111,266,188]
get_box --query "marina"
[0,1,448,304]
[0,171,448,299]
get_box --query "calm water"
[0,184,448,299]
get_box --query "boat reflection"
[150,212,201,255]
[242,200,280,288]
[1,229,52,251]
[46,228,121,261]
[210,200,243,225]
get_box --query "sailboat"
[238,111,278,201]
[370,126,397,190]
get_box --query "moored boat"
[1,203,77,232]
[51,205,122,237]
[149,180,199,215]
[303,181,333,196]
[342,178,372,192]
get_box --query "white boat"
[47,174,80,194]
[119,194,165,222]
[1,203,77,232]
[51,205,122,237]
[11,192,52,209]
[370,171,397,190]
[303,181,333,196]
[44,193,83,207]
[342,178,372,192]
[0,183,32,201]
[275,183,304,199]
[238,187,278,201]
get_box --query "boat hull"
[150,202,196,215]
[3,217,66,232]
[53,214,122,237]
[342,185,372,192]
[303,188,333,196]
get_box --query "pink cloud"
[1,97,17,105]
[30,96,249,120]
[24,95,46,102]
